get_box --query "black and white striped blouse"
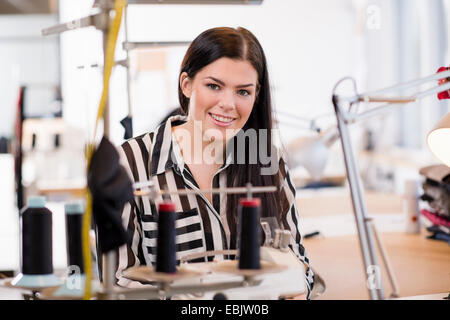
[115,115,314,298]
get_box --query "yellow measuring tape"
[82,0,127,300]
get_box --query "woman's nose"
[218,90,236,111]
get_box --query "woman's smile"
[208,112,237,127]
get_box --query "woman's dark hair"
[178,27,285,247]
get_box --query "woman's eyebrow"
[205,76,255,88]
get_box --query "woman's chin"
[204,125,240,142]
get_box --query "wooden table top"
[304,232,450,299]
[298,190,450,300]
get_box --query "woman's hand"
[284,293,307,300]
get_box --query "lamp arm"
[344,77,450,123]
[362,69,450,97]
[337,69,450,105]
[345,81,450,124]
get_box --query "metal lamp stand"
[331,71,450,300]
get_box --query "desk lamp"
[331,68,450,300]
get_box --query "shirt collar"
[150,114,187,176]
[150,114,235,176]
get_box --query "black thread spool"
[155,202,177,273]
[65,201,85,274]
[22,196,53,275]
[238,198,261,270]
[12,196,61,288]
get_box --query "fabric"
[114,115,315,298]
[120,116,133,140]
[419,164,450,183]
[421,182,450,218]
[427,231,450,244]
[421,209,450,229]
[88,136,134,253]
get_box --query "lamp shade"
[427,112,450,167]
[286,127,339,181]
[287,135,329,181]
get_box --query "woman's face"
[180,57,258,143]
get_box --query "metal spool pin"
[133,181,276,199]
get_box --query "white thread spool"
[403,179,421,234]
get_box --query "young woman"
[116,27,314,299]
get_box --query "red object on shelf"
[436,66,450,100]
[420,209,450,228]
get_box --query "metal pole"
[368,218,400,298]
[332,96,385,300]
[124,5,133,120]
[99,2,116,299]
[102,25,111,139]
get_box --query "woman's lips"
[208,112,236,127]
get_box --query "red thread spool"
[155,201,177,273]
[238,198,261,270]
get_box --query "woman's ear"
[180,72,192,99]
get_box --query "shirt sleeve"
[113,142,148,288]
[278,156,315,299]
[114,200,148,288]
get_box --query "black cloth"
[88,136,133,253]
[120,116,133,140]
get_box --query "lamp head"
[287,136,328,181]
[286,127,339,181]
[427,112,450,167]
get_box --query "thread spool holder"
[106,182,281,299]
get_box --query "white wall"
[0,155,19,271]
[59,0,359,146]
[0,14,60,137]
[57,0,449,186]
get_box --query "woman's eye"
[238,89,250,96]
[207,83,220,90]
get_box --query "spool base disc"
[123,265,204,283]
[49,274,100,298]
[3,273,62,291]
[211,260,286,277]
[37,275,101,300]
